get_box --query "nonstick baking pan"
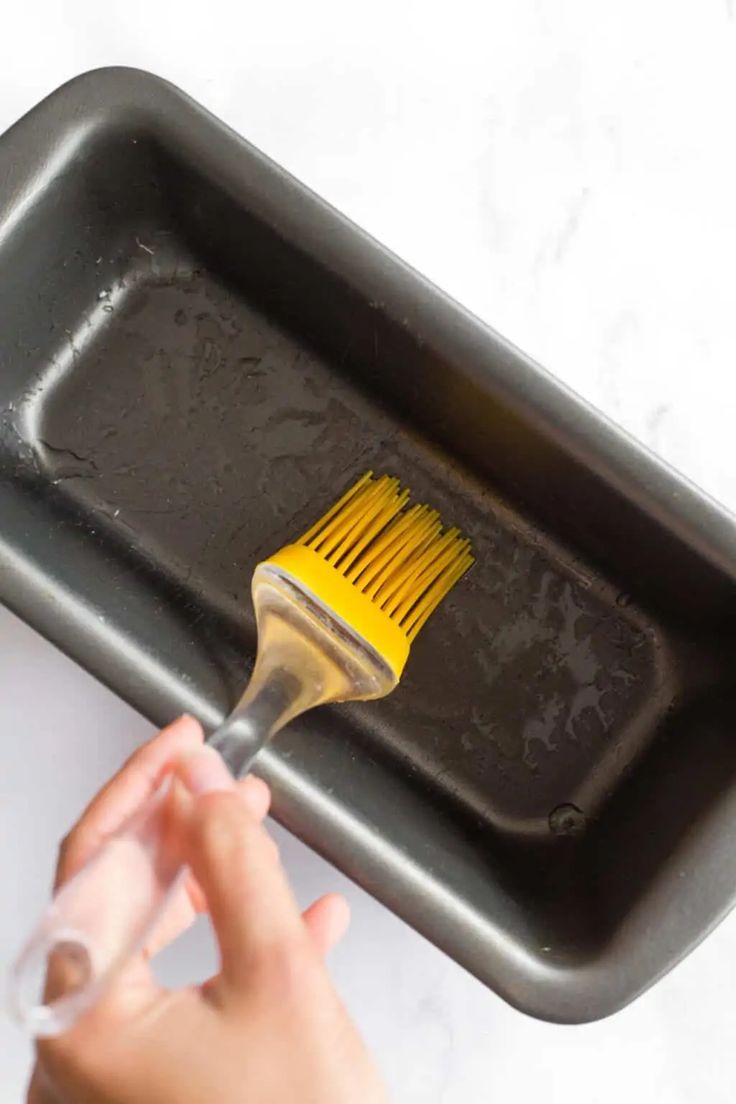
[2,68,736,1024]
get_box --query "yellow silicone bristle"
[295,471,473,646]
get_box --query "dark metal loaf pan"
[2,68,736,1024]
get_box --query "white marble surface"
[2,0,736,1099]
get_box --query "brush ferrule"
[262,544,411,680]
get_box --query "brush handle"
[7,685,291,1039]
[8,777,189,1037]
[8,698,286,1040]
[9,562,393,1037]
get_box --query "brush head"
[262,472,473,679]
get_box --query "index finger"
[55,715,204,888]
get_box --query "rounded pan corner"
[0,65,196,156]
[37,64,184,113]
[497,884,736,1024]
[483,955,653,1026]
[513,973,643,1027]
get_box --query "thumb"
[183,786,306,991]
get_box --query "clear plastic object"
[9,563,395,1037]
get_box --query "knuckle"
[191,791,251,855]
[250,935,314,1000]
[56,832,71,864]
[55,831,78,881]
[37,999,126,1092]
[37,1031,96,1090]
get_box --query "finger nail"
[177,745,234,794]
[239,775,271,819]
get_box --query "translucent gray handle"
[9,780,187,1036]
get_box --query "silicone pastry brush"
[10,472,473,1036]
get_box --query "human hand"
[28,716,388,1103]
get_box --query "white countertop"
[2,2,736,1099]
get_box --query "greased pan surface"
[2,69,736,1022]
